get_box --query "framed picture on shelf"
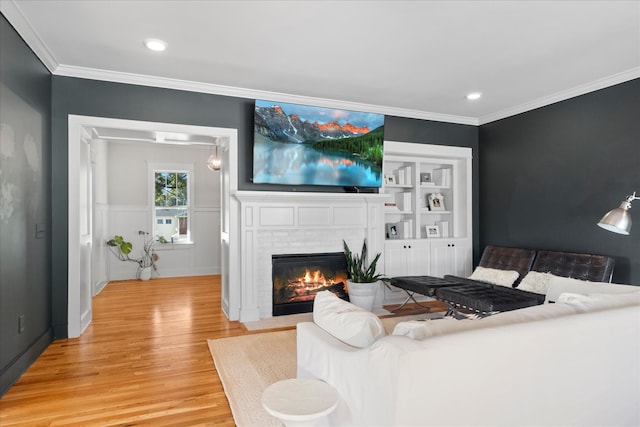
[420,172,434,186]
[425,225,440,238]
[386,223,400,239]
[385,174,396,185]
[428,193,445,211]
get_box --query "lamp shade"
[597,201,632,235]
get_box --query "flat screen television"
[253,100,385,188]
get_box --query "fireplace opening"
[272,252,349,316]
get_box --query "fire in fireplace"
[272,252,349,316]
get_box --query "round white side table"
[262,378,339,427]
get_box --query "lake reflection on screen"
[253,139,382,187]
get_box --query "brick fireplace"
[232,191,387,321]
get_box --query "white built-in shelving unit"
[381,141,473,304]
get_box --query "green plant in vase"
[107,230,158,280]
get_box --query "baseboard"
[0,328,53,397]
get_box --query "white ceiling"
[3,0,639,125]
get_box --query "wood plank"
[0,276,243,426]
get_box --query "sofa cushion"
[517,271,556,294]
[393,302,578,340]
[312,290,385,348]
[468,266,519,287]
[545,276,640,303]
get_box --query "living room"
[1,0,639,416]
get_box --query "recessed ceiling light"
[466,92,482,100]
[144,38,167,52]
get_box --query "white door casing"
[67,115,238,337]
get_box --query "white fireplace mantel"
[231,190,389,321]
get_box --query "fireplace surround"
[230,191,387,321]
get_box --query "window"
[149,163,193,243]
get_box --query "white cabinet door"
[384,240,429,277]
[383,240,430,301]
[429,239,471,278]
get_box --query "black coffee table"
[389,276,464,312]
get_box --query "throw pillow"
[468,266,519,287]
[313,290,386,348]
[517,271,555,295]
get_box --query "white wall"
[104,141,221,280]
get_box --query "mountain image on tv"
[253,100,385,188]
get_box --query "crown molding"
[53,64,479,126]
[1,0,58,72]
[479,67,640,125]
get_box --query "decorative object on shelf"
[385,174,396,185]
[597,191,638,235]
[428,193,445,211]
[386,223,400,239]
[343,239,387,311]
[433,168,451,187]
[207,144,222,171]
[420,172,434,186]
[107,231,159,280]
[425,225,440,238]
[437,220,450,237]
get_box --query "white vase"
[347,280,379,311]
[138,267,152,281]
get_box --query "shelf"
[384,184,413,189]
[385,208,413,215]
[419,185,451,190]
[419,209,452,214]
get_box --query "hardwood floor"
[0,275,441,426]
[0,276,244,426]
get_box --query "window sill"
[153,241,194,251]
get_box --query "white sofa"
[297,279,640,426]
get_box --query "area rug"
[208,330,296,426]
[208,313,443,426]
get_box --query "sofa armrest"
[545,277,640,303]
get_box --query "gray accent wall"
[0,15,52,395]
[479,79,640,285]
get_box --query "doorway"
[67,115,238,338]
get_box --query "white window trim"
[147,161,195,244]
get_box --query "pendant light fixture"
[207,145,222,171]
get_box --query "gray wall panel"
[479,79,640,284]
[0,15,52,396]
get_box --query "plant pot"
[347,279,380,311]
[138,267,152,281]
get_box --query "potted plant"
[343,239,386,311]
[107,230,158,280]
